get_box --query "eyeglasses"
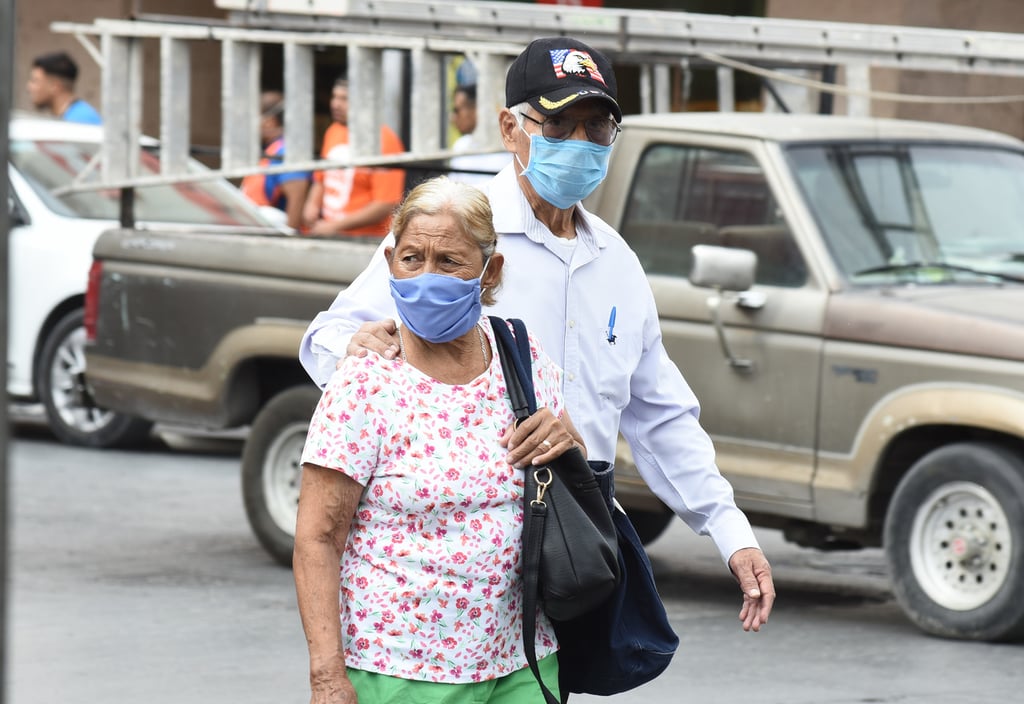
[520,113,621,146]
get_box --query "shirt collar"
[487,164,611,250]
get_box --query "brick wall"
[768,0,1024,137]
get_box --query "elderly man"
[299,36,776,633]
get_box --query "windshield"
[9,139,269,227]
[786,143,1024,284]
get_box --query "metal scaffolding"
[51,0,1024,191]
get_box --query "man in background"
[302,77,405,237]
[241,90,312,231]
[450,83,480,153]
[26,51,101,125]
[448,83,511,187]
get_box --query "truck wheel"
[241,385,321,567]
[884,443,1024,641]
[35,308,154,448]
[626,508,673,545]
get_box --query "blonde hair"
[392,176,502,306]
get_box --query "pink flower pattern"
[300,318,562,683]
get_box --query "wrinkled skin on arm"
[293,463,364,703]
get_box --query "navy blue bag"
[555,470,680,695]
[490,317,679,699]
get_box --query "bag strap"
[487,316,560,704]
[508,318,535,407]
[488,316,536,416]
[490,318,530,421]
[521,501,559,704]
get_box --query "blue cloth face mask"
[516,128,612,209]
[389,258,490,343]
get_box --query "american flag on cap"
[549,49,608,87]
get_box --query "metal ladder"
[51,0,1024,192]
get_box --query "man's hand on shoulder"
[340,319,400,365]
[728,547,775,632]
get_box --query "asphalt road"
[6,423,1022,704]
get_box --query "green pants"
[347,655,559,704]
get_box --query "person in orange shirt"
[303,77,406,237]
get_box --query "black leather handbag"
[490,317,619,704]
[490,317,678,704]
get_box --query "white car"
[6,112,278,447]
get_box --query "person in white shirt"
[448,83,512,187]
[450,83,479,152]
[299,36,776,633]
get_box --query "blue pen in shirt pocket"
[606,306,617,345]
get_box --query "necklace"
[398,325,489,367]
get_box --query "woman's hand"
[309,654,358,703]
[500,408,586,468]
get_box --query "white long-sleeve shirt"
[299,165,760,563]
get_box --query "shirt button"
[567,373,575,382]
[568,320,575,328]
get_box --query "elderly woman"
[294,176,585,704]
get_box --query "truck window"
[786,143,1024,283]
[621,143,807,287]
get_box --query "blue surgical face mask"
[389,257,491,344]
[516,125,612,209]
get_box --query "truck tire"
[625,508,673,545]
[242,385,321,567]
[35,308,154,448]
[884,443,1024,641]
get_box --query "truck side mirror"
[688,244,756,291]
[689,244,758,373]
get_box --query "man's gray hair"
[508,102,531,126]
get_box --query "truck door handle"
[707,293,754,373]
[737,290,767,310]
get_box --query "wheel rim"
[48,325,117,434]
[908,481,1013,611]
[262,421,308,539]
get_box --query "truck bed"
[86,228,378,428]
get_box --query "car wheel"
[35,308,154,448]
[625,508,673,546]
[884,442,1024,641]
[241,385,321,567]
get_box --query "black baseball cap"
[505,37,621,122]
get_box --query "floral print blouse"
[300,317,563,683]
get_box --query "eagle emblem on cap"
[550,49,607,86]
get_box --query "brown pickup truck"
[85,113,1024,642]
